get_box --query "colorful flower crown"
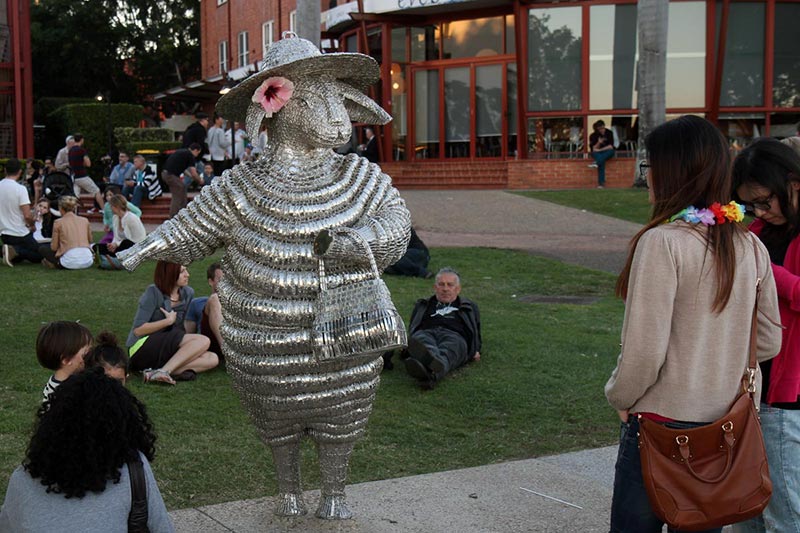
[668,202,745,226]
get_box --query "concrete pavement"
[165,190,641,532]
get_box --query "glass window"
[391,62,407,161]
[262,21,274,59]
[527,116,583,158]
[717,2,764,107]
[414,69,439,159]
[773,3,800,108]
[345,34,358,53]
[590,4,637,110]
[527,7,582,111]
[290,11,297,33]
[238,31,249,67]
[769,113,800,139]
[219,41,228,74]
[392,27,407,63]
[507,63,518,157]
[719,113,765,150]
[444,67,470,158]
[505,15,515,55]
[443,17,503,60]
[476,64,503,158]
[666,2,706,108]
[411,26,439,62]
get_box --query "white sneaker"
[587,163,598,168]
[2,244,16,267]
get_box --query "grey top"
[0,452,174,533]
[126,284,194,347]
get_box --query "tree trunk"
[296,0,321,47]
[634,0,669,187]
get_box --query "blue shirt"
[109,162,135,186]
[185,297,208,334]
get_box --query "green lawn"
[0,247,624,509]
[516,188,651,225]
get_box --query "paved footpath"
[165,191,689,532]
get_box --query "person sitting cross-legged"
[403,267,481,389]
[184,262,224,364]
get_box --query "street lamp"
[95,91,112,158]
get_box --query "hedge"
[127,141,181,154]
[114,127,178,155]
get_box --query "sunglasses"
[740,194,774,214]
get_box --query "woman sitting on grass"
[38,195,93,269]
[98,186,141,245]
[126,260,218,384]
[97,194,146,259]
[0,368,174,532]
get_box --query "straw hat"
[216,33,382,124]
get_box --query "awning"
[152,76,226,103]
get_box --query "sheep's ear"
[245,102,267,145]
[341,84,391,125]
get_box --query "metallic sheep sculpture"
[118,34,410,519]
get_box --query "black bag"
[127,456,150,533]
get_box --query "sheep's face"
[273,78,352,150]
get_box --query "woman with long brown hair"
[606,115,782,532]
[126,260,218,384]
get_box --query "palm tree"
[634,0,669,187]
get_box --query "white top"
[59,246,93,270]
[207,126,231,161]
[113,211,147,246]
[0,178,30,237]
[226,129,247,160]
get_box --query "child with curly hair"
[36,321,93,402]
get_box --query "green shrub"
[35,97,94,122]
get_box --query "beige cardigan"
[605,223,782,422]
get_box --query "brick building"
[194,0,800,189]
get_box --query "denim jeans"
[1,232,43,264]
[591,149,615,186]
[610,416,723,533]
[122,184,147,207]
[732,404,800,533]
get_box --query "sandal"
[143,368,176,385]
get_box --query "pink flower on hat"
[252,77,294,117]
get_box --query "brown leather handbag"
[637,245,772,531]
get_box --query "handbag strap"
[746,236,762,394]
[317,228,380,292]
[127,455,149,532]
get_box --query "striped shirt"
[42,375,61,402]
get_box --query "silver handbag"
[312,234,407,361]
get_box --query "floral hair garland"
[668,202,745,226]
[252,76,294,117]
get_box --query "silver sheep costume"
[118,34,410,519]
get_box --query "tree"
[30,0,200,104]
[634,0,668,187]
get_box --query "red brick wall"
[381,157,636,190]
[507,157,637,189]
[201,0,298,79]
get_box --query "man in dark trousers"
[182,112,209,152]
[362,127,379,163]
[404,267,481,389]
[162,144,203,217]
